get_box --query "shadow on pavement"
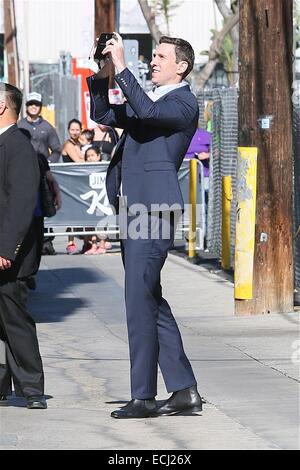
[28,267,107,324]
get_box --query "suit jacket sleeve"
[87,75,127,129]
[0,138,40,261]
[114,68,198,130]
[47,125,61,163]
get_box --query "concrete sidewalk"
[0,240,299,450]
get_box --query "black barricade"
[45,161,205,241]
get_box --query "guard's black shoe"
[27,396,47,409]
[155,385,202,416]
[111,399,157,419]
[0,395,8,406]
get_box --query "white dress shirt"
[147,81,188,102]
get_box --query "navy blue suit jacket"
[87,68,199,213]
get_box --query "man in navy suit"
[87,34,202,418]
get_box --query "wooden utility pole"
[236,0,294,315]
[94,0,116,88]
[4,0,19,86]
[94,0,116,39]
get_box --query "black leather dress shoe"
[27,396,47,409]
[155,385,202,416]
[111,399,157,419]
[0,395,8,406]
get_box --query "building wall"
[14,0,94,63]
[12,0,224,65]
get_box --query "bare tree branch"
[215,0,232,18]
[138,0,239,89]
[215,0,239,85]
[137,0,163,44]
[196,11,239,89]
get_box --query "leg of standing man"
[111,211,202,418]
[0,275,46,409]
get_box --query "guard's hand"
[53,188,62,211]
[46,172,62,211]
[102,32,126,74]
[0,256,12,270]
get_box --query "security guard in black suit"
[0,83,46,409]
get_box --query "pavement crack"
[225,343,300,384]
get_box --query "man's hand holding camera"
[94,32,126,79]
[102,33,126,74]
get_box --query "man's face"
[26,102,41,118]
[150,43,181,86]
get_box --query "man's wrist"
[115,62,126,74]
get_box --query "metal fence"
[200,87,299,292]
[197,87,238,266]
[53,73,82,143]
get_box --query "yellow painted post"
[221,176,232,270]
[234,147,258,299]
[188,159,198,259]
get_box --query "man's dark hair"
[0,83,23,116]
[159,36,195,79]
[68,118,82,130]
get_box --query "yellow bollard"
[234,147,258,299]
[221,176,232,270]
[188,159,198,259]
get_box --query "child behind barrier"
[83,145,112,255]
[79,129,95,156]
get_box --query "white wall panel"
[13,0,225,64]
[15,0,94,62]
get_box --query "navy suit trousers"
[120,211,196,399]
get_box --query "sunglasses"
[26,101,42,107]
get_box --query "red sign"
[72,58,94,129]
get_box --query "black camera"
[94,33,118,62]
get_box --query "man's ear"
[0,100,6,115]
[177,61,188,77]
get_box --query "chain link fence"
[197,87,238,266]
[199,85,300,293]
